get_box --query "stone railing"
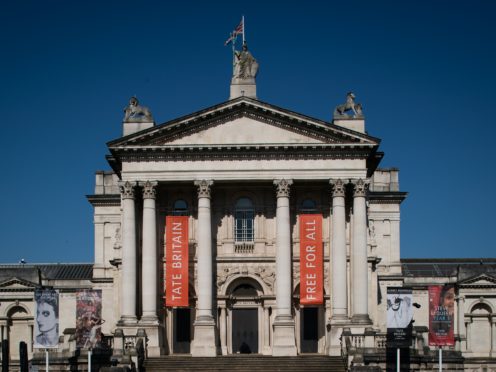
[234,241,255,253]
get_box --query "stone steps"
[144,355,347,372]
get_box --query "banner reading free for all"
[299,214,323,305]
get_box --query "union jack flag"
[224,19,244,46]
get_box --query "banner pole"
[397,347,400,372]
[45,349,49,372]
[88,348,92,372]
[439,347,442,371]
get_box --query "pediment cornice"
[0,277,38,291]
[108,97,380,149]
[458,273,496,287]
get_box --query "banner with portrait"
[165,215,189,307]
[299,214,323,305]
[75,289,103,349]
[387,287,413,347]
[429,285,455,346]
[34,289,59,349]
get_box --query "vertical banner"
[387,287,413,347]
[75,289,103,349]
[34,289,59,349]
[299,214,323,305]
[429,285,455,346]
[166,215,189,307]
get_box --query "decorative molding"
[141,180,158,199]
[86,194,121,207]
[352,178,369,197]
[108,99,379,149]
[194,179,214,198]
[274,179,293,198]
[119,181,136,200]
[330,179,346,197]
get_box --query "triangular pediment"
[459,273,496,287]
[0,277,38,290]
[108,97,380,149]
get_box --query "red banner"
[299,214,323,305]
[429,285,455,346]
[165,216,189,307]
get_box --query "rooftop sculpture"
[333,92,364,119]
[123,97,154,123]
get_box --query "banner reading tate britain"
[299,214,323,305]
[165,216,189,307]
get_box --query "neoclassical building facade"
[1,53,496,371]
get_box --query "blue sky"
[0,1,495,263]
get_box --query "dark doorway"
[173,308,191,353]
[232,308,258,354]
[300,307,319,353]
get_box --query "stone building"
[1,46,495,371]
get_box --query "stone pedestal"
[191,317,218,356]
[272,315,297,356]
[230,77,257,99]
[123,122,154,136]
[333,119,365,133]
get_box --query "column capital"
[194,179,214,198]
[351,178,369,197]
[273,179,293,198]
[119,181,137,199]
[140,180,158,199]
[330,179,346,197]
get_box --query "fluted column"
[191,179,217,356]
[272,179,297,356]
[140,181,158,324]
[119,181,138,324]
[330,179,348,320]
[351,179,371,323]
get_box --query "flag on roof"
[224,18,244,46]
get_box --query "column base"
[117,315,138,326]
[138,315,159,326]
[272,315,297,356]
[327,324,345,356]
[350,314,372,324]
[191,316,218,357]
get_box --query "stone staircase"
[144,355,347,371]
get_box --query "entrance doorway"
[173,308,191,353]
[232,308,258,354]
[300,307,318,353]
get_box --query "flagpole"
[242,15,245,44]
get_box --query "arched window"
[232,283,258,297]
[300,199,317,213]
[235,197,254,242]
[173,199,188,216]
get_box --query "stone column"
[272,179,297,356]
[191,179,217,356]
[351,179,371,323]
[330,179,348,320]
[140,181,158,324]
[263,306,271,354]
[119,181,138,324]
[219,306,227,355]
[456,295,466,351]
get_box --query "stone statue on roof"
[333,92,364,119]
[123,97,154,123]
[233,42,259,79]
